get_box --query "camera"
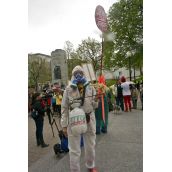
[41,89,53,101]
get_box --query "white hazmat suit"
[61,66,98,172]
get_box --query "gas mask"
[75,73,84,83]
[72,71,87,86]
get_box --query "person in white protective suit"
[61,65,99,172]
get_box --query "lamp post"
[127,51,132,81]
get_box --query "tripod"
[46,106,62,137]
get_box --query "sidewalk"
[28,114,62,167]
[29,109,143,172]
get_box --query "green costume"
[95,93,109,134]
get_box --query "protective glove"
[71,79,77,88]
[80,77,87,84]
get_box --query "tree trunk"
[129,57,132,81]
[35,81,38,92]
[134,66,136,80]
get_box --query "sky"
[28,0,117,55]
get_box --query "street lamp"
[127,51,132,81]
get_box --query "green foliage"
[134,75,143,84]
[76,37,102,72]
[64,41,74,60]
[67,53,84,79]
[103,34,115,69]
[63,39,102,78]
[105,0,143,70]
[28,54,51,90]
[64,41,75,78]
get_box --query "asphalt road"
[28,109,143,172]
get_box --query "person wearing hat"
[61,65,98,172]
[31,93,49,148]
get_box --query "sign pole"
[95,5,108,124]
[101,35,105,123]
[101,36,104,74]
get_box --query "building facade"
[96,67,141,81]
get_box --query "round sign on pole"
[95,5,108,33]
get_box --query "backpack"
[53,136,69,154]
[69,107,87,136]
[53,135,84,155]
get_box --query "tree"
[64,41,74,77]
[106,0,143,71]
[76,37,102,72]
[67,52,84,79]
[28,54,51,91]
[64,40,74,60]
[103,32,116,69]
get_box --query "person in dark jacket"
[116,80,124,111]
[31,93,49,148]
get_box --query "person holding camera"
[31,93,49,148]
[61,65,98,172]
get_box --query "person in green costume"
[95,83,109,134]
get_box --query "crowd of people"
[28,65,143,172]
[28,83,64,148]
[111,76,143,112]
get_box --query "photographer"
[31,93,49,148]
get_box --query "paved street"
[28,114,62,167]
[28,107,143,172]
